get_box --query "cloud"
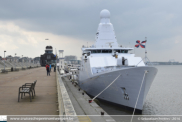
[0,21,91,58]
[0,21,39,48]
[0,0,182,61]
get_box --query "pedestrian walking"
[46,64,50,76]
[54,65,56,72]
[50,64,52,72]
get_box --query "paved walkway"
[0,67,58,115]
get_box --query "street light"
[26,57,28,68]
[15,53,16,69]
[4,51,6,71]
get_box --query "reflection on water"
[99,100,133,115]
[99,66,182,121]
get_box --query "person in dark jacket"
[50,64,52,72]
[46,64,50,76]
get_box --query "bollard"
[101,112,104,115]
[11,67,13,72]
[88,100,92,103]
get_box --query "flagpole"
[145,37,147,65]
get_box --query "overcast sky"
[0,0,181,62]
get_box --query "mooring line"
[91,74,121,102]
[130,70,148,122]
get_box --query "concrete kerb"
[56,70,79,122]
[56,70,65,115]
[0,67,21,73]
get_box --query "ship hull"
[78,66,157,112]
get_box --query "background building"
[6,55,13,62]
[69,60,81,65]
[34,57,40,64]
[64,55,77,61]
[40,46,56,66]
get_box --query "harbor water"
[99,65,182,120]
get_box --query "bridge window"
[91,50,96,53]
[90,49,127,54]
[96,50,101,53]
[91,50,102,53]
[102,50,108,53]
[121,50,128,53]
[102,50,112,53]
[115,50,121,53]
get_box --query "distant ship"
[40,46,56,66]
[78,9,158,113]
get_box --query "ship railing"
[135,57,153,67]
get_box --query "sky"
[0,0,181,62]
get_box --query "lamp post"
[4,51,6,71]
[21,55,23,68]
[15,53,16,69]
[26,57,28,68]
